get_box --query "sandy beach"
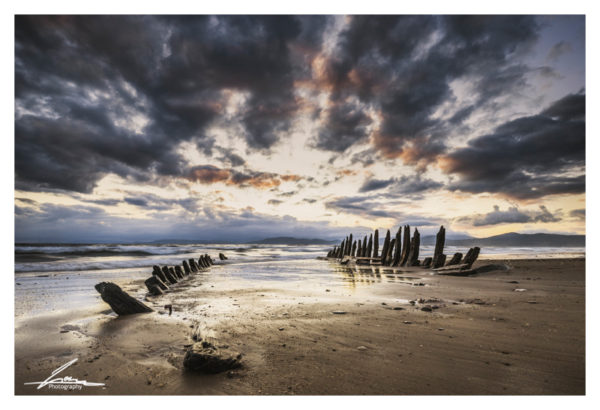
[14,257,585,395]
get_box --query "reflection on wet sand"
[333,264,425,288]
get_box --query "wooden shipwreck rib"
[326,225,481,275]
[94,253,217,316]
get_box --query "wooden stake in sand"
[95,282,153,315]
[432,225,446,268]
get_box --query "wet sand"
[15,258,585,395]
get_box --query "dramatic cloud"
[15,15,329,193]
[442,91,585,199]
[314,15,540,163]
[457,205,562,226]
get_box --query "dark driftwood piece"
[162,266,178,284]
[183,260,191,274]
[219,253,228,260]
[381,230,391,265]
[373,229,379,258]
[95,282,153,315]
[188,259,198,272]
[153,265,168,283]
[400,225,410,266]
[169,267,180,280]
[432,225,446,268]
[447,252,463,266]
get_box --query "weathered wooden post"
[385,238,396,265]
[95,282,153,315]
[362,236,368,257]
[400,225,410,266]
[422,257,432,268]
[392,227,402,266]
[145,276,165,295]
[169,267,183,280]
[373,229,379,258]
[406,228,420,266]
[357,241,362,258]
[153,265,168,283]
[162,266,178,284]
[447,252,462,266]
[351,240,357,257]
[367,234,373,259]
[432,225,446,268]
[182,260,191,274]
[188,259,198,272]
[175,265,185,277]
[380,230,391,264]
[463,247,480,268]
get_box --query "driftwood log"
[95,282,153,315]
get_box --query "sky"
[14,15,586,243]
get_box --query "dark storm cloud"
[359,178,395,193]
[443,92,585,199]
[570,209,585,220]
[325,195,410,220]
[314,15,541,161]
[314,102,372,152]
[15,15,329,193]
[359,175,443,195]
[457,205,561,226]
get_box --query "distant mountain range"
[147,232,584,247]
[247,237,337,245]
[422,232,584,247]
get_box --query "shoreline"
[15,257,585,395]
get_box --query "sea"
[14,243,585,318]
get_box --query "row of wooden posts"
[326,225,480,270]
[145,254,215,296]
[95,253,224,317]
